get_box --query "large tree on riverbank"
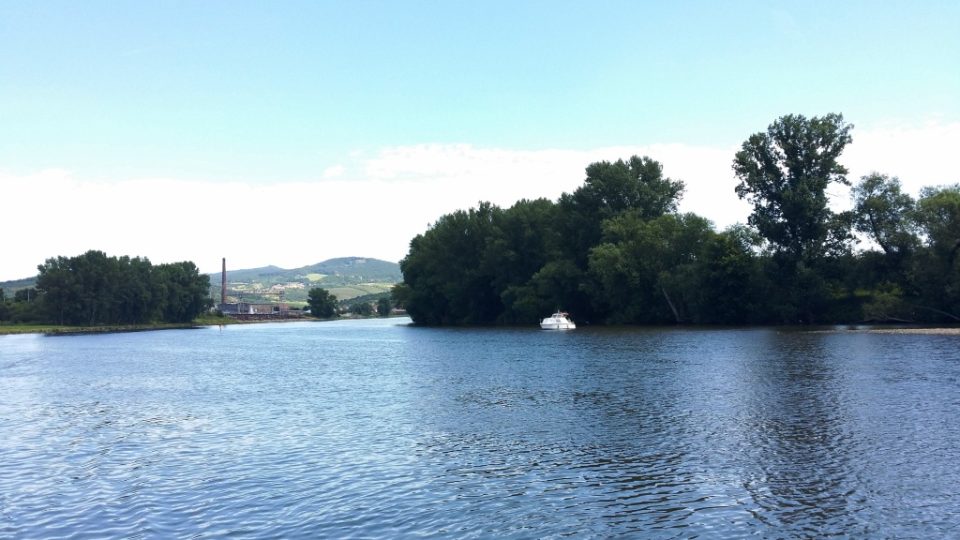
[733,113,853,265]
[912,185,960,320]
[307,287,338,319]
[398,156,687,325]
[732,113,855,322]
[34,250,211,326]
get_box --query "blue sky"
[2,1,959,279]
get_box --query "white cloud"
[819,120,960,215]
[322,164,345,179]
[362,142,750,229]
[366,144,744,225]
[843,120,960,192]
[3,120,958,281]
[1,171,427,280]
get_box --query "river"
[2,318,959,537]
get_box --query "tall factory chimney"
[221,258,227,307]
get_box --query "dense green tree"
[559,156,684,263]
[485,199,563,323]
[484,199,560,293]
[911,185,960,320]
[390,283,410,310]
[553,156,686,321]
[400,202,504,324]
[13,287,38,303]
[734,113,853,264]
[34,251,210,325]
[307,287,338,318]
[155,261,212,323]
[915,185,960,267]
[732,113,856,323]
[396,116,958,326]
[35,256,75,325]
[4,298,45,323]
[847,173,921,319]
[0,288,8,321]
[377,297,392,317]
[399,157,688,325]
[860,282,914,323]
[353,302,374,317]
[527,259,589,321]
[852,173,919,258]
[41,250,114,326]
[567,156,685,221]
[587,213,714,323]
[114,256,163,324]
[690,226,770,324]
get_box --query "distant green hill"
[211,257,402,304]
[0,276,36,297]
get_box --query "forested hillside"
[395,114,960,326]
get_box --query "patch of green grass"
[194,314,243,326]
[327,283,394,301]
[305,273,326,282]
[0,324,65,335]
[0,322,203,336]
[0,314,246,336]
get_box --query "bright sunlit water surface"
[2,318,959,538]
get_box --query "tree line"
[0,250,212,325]
[394,113,960,326]
[306,287,393,318]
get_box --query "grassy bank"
[0,315,242,336]
[0,314,396,336]
[0,322,205,336]
[0,313,336,336]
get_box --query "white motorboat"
[540,311,576,330]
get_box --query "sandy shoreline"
[867,327,960,335]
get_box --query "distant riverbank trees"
[307,287,338,319]
[0,250,212,326]
[394,113,960,326]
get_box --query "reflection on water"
[2,320,960,537]
[728,332,859,534]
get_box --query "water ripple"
[2,322,960,537]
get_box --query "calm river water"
[2,318,959,538]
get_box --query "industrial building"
[216,258,301,320]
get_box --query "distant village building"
[218,302,300,320]
[218,258,301,320]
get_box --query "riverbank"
[0,315,238,336]
[0,315,355,336]
[6,318,952,337]
[0,322,214,336]
[868,327,960,335]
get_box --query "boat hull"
[540,321,576,330]
[540,312,576,330]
